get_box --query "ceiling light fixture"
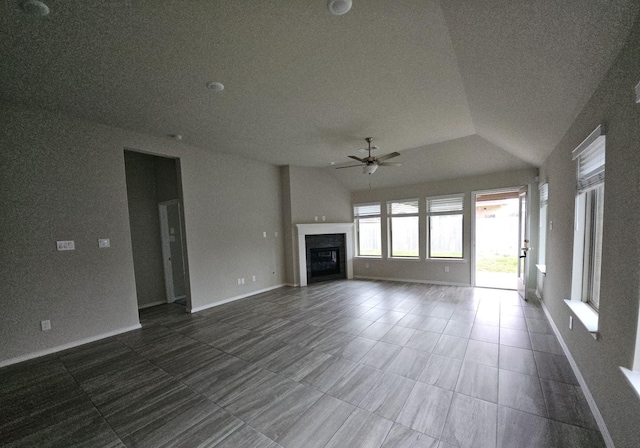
[20,0,50,16]
[206,81,224,92]
[327,0,352,16]
[168,134,183,141]
[363,164,378,175]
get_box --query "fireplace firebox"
[305,234,346,283]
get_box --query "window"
[354,203,381,257]
[570,125,605,313]
[387,199,419,258]
[427,195,464,258]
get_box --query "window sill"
[355,255,381,259]
[620,367,640,399]
[389,257,420,261]
[426,258,467,263]
[564,299,599,337]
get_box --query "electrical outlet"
[444,266,450,273]
[365,263,370,269]
[237,278,241,285]
[252,275,256,282]
[569,316,574,330]
[56,240,75,251]
[263,231,267,238]
[322,216,326,221]
[314,216,318,221]
[275,231,278,237]
[241,278,245,284]
[98,238,110,248]
[41,320,51,331]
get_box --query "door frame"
[158,199,187,303]
[471,186,526,290]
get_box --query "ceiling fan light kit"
[20,0,50,16]
[336,137,402,175]
[327,0,352,16]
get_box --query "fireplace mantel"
[296,223,354,287]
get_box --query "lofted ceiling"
[1,0,638,190]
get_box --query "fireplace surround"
[296,223,354,287]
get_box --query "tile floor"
[0,280,606,447]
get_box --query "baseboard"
[539,301,614,448]
[138,300,166,310]
[354,275,471,287]
[0,323,142,368]
[286,283,299,287]
[189,284,286,313]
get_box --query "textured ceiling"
[1,0,638,190]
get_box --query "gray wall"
[538,16,640,448]
[351,169,539,289]
[281,165,353,285]
[0,104,285,364]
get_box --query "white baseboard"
[539,301,614,448]
[354,275,471,287]
[189,284,286,313]
[0,323,142,368]
[286,283,299,287]
[138,300,166,310]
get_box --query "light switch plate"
[98,238,110,248]
[41,320,51,331]
[56,240,75,251]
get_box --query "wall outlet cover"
[56,240,75,251]
[98,238,110,248]
[41,320,51,331]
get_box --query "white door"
[517,187,530,301]
[159,200,187,302]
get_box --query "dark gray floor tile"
[360,341,402,370]
[417,354,462,390]
[405,330,440,353]
[359,372,416,421]
[497,405,552,448]
[327,363,383,405]
[455,361,498,402]
[380,423,439,448]
[526,317,554,334]
[450,309,477,323]
[498,369,547,417]
[533,351,578,385]
[499,345,537,376]
[378,311,408,325]
[360,322,395,340]
[397,313,427,330]
[300,357,357,392]
[499,328,532,349]
[279,350,333,382]
[432,334,468,359]
[530,332,564,355]
[327,336,377,362]
[549,420,606,448]
[397,382,453,438]
[214,424,275,448]
[441,393,497,448]
[464,340,499,367]
[419,316,448,333]
[324,407,393,448]
[276,394,355,448]
[381,326,417,346]
[541,379,598,430]
[387,347,431,380]
[429,306,455,320]
[470,324,500,343]
[443,320,473,338]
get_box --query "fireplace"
[305,234,346,283]
[296,223,354,287]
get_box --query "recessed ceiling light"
[206,81,224,92]
[328,162,336,166]
[20,0,50,16]
[327,0,352,16]
[168,134,183,141]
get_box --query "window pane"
[358,217,381,256]
[583,185,604,310]
[391,216,419,257]
[429,214,463,258]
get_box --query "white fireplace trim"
[296,223,355,287]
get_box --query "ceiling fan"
[336,137,402,174]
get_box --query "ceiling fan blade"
[378,162,403,167]
[376,152,401,162]
[335,164,363,169]
[348,155,364,162]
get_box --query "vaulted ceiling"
[1,0,638,190]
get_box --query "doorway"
[473,188,527,291]
[124,150,191,310]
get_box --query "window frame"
[387,199,420,259]
[426,194,465,260]
[353,202,382,258]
